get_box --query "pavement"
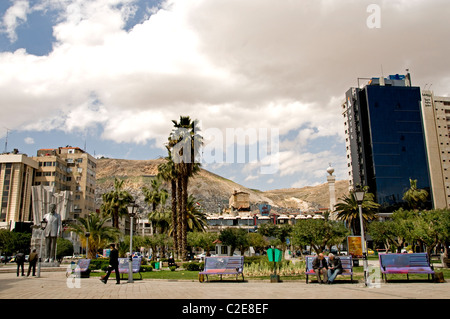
[1,263,449,318]
[0,262,449,300]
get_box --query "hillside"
[95,158,349,213]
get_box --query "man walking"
[101,244,120,285]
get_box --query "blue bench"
[66,258,91,278]
[305,255,354,284]
[114,257,142,280]
[379,253,435,282]
[198,256,245,282]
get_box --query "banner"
[347,236,363,258]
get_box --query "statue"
[43,204,62,263]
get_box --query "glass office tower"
[343,74,431,209]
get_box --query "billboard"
[259,204,271,216]
[347,236,363,258]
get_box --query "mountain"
[95,158,349,214]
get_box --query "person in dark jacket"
[27,249,38,277]
[312,253,328,283]
[327,253,343,284]
[15,250,25,277]
[101,244,120,285]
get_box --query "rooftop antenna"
[3,128,10,153]
[405,68,412,86]
[380,65,385,86]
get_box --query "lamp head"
[127,201,138,217]
[353,187,365,204]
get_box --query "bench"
[77,258,91,278]
[66,259,91,278]
[379,253,435,282]
[114,257,142,280]
[305,256,354,284]
[198,256,244,282]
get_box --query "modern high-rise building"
[342,74,432,210]
[0,150,38,229]
[421,91,450,209]
[32,146,97,220]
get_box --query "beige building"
[421,91,450,209]
[229,190,250,213]
[0,151,38,229]
[33,146,97,220]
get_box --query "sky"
[1,0,449,192]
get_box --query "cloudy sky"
[1,0,449,191]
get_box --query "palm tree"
[167,116,203,260]
[402,178,429,209]
[147,208,171,234]
[143,178,169,212]
[100,178,134,229]
[186,195,208,232]
[335,186,380,235]
[68,212,120,259]
[157,150,179,257]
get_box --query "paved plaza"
[0,265,449,300]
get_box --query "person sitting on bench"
[168,256,178,268]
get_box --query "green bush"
[89,259,110,271]
[182,262,204,271]
[140,265,153,272]
[169,266,177,271]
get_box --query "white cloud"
[1,0,450,187]
[1,0,30,42]
[24,137,34,144]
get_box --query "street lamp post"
[127,202,139,283]
[85,232,90,259]
[353,188,368,286]
[37,219,48,278]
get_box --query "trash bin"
[154,262,160,270]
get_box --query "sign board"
[347,236,363,258]
[267,248,282,263]
[259,204,271,216]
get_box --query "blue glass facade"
[345,76,431,209]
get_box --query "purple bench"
[305,255,354,284]
[379,253,435,282]
[198,256,244,282]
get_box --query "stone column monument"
[327,164,337,219]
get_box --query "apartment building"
[33,146,97,220]
[0,151,38,229]
[421,91,450,209]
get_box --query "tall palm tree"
[168,116,203,259]
[157,151,179,256]
[335,186,380,235]
[402,178,429,209]
[68,212,121,259]
[101,178,134,229]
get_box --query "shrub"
[140,265,153,272]
[169,266,177,271]
[182,262,204,271]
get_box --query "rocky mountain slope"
[95,158,349,214]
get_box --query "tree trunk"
[177,176,183,259]
[181,174,189,260]
[171,179,178,259]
